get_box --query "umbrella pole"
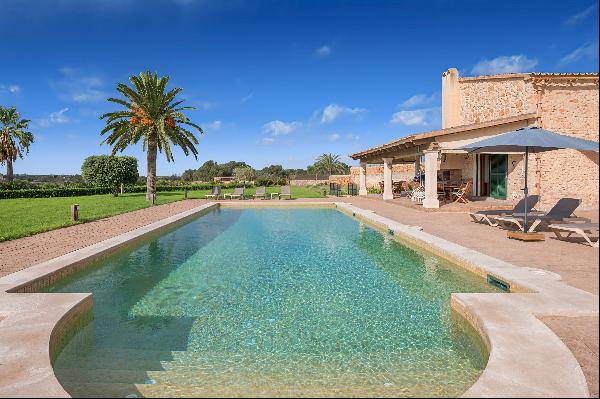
[524,147,529,233]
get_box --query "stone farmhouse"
[346,68,599,209]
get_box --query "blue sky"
[1,0,598,176]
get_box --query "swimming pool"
[46,207,501,397]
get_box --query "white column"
[382,157,394,200]
[423,150,440,208]
[359,161,368,196]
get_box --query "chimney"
[442,68,460,128]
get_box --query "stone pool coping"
[0,201,597,397]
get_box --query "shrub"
[0,182,261,199]
[0,179,35,190]
[81,155,139,196]
[255,175,287,186]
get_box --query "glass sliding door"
[489,154,508,199]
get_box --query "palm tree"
[313,153,349,177]
[0,106,34,181]
[100,70,203,200]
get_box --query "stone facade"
[446,71,599,210]
[458,75,537,125]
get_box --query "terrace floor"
[0,196,598,396]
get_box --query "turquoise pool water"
[48,207,500,398]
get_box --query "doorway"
[476,154,508,199]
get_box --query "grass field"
[0,186,326,242]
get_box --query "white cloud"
[320,104,367,124]
[0,84,21,94]
[328,133,341,141]
[208,120,222,129]
[471,55,538,75]
[261,137,275,145]
[400,93,437,108]
[390,107,440,126]
[564,4,598,25]
[198,100,215,110]
[263,120,301,136]
[38,108,70,127]
[51,67,107,103]
[241,91,254,102]
[558,41,599,67]
[315,45,331,57]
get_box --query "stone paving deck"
[0,197,598,396]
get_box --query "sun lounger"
[225,187,245,200]
[279,185,292,200]
[495,198,588,232]
[549,223,599,248]
[254,186,267,199]
[205,186,221,199]
[469,195,540,226]
[550,223,599,248]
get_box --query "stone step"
[58,347,476,374]
[134,381,470,398]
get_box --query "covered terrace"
[350,113,538,208]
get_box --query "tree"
[100,70,203,200]
[312,153,350,177]
[0,106,34,181]
[233,166,255,183]
[81,155,139,196]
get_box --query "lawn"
[0,185,325,241]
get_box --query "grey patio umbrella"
[459,126,599,233]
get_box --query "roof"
[350,113,537,160]
[458,72,598,82]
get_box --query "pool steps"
[55,347,480,397]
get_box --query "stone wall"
[458,75,537,125]
[289,179,329,186]
[331,164,415,189]
[457,74,599,210]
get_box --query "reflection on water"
[48,208,500,398]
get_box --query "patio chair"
[549,222,599,248]
[469,195,540,227]
[451,181,472,204]
[495,198,589,232]
[205,186,221,199]
[392,181,404,198]
[279,185,292,200]
[411,185,425,204]
[399,181,412,198]
[225,187,245,200]
[437,182,447,205]
[254,186,267,200]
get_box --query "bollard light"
[71,204,80,221]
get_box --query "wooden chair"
[392,181,404,198]
[437,182,448,204]
[451,180,472,204]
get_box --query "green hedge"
[0,182,256,199]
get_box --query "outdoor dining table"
[438,182,460,201]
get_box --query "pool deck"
[0,197,598,397]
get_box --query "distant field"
[0,186,325,241]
